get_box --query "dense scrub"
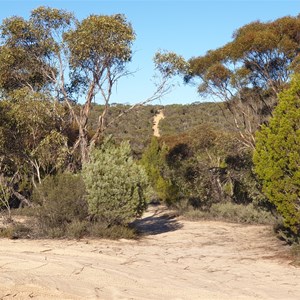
[159,102,232,136]
[254,75,300,242]
[1,8,300,244]
[32,173,88,237]
[89,104,161,157]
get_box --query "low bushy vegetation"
[0,223,31,239]
[159,103,232,136]
[182,202,275,225]
[290,244,300,266]
[140,137,174,203]
[9,142,150,239]
[32,173,88,236]
[1,8,300,249]
[63,220,137,240]
[89,104,160,157]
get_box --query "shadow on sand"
[132,205,183,236]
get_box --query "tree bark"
[13,191,33,208]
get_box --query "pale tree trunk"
[13,191,33,208]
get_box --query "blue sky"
[0,1,299,104]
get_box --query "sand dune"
[0,206,299,299]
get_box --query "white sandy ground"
[0,206,300,300]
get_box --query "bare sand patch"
[152,110,164,137]
[0,206,299,299]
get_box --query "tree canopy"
[184,16,300,148]
[0,7,137,163]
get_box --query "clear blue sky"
[1,1,299,104]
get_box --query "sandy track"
[0,206,299,300]
[152,110,164,137]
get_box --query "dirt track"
[152,110,164,137]
[0,206,300,299]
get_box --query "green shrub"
[290,244,300,266]
[182,208,209,221]
[32,173,88,235]
[87,222,137,239]
[140,137,173,202]
[274,220,300,245]
[161,124,263,210]
[0,223,31,239]
[82,139,149,226]
[254,74,300,236]
[182,202,274,224]
[209,202,275,224]
[66,220,88,239]
[0,225,15,238]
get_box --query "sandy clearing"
[0,206,299,300]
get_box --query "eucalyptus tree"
[0,6,183,164]
[184,16,300,148]
[63,14,136,162]
[0,91,69,207]
[0,7,133,163]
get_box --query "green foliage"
[154,50,189,77]
[0,223,31,239]
[254,74,300,236]
[89,104,158,157]
[82,139,148,226]
[162,123,260,209]
[57,220,138,239]
[290,244,300,265]
[65,220,88,239]
[0,7,74,92]
[0,7,139,165]
[159,103,231,136]
[209,202,274,224]
[65,14,134,71]
[140,137,173,202]
[0,175,13,218]
[65,13,135,113]
[0,93,70,204]
[86,223,137,239]
[188,16,300,96]
[1,6,289,237]
[185,16,300,148]
[32,173,88,235]
[182,202,274,225]
[32,130,69,174]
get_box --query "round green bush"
[82,139,149,226]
